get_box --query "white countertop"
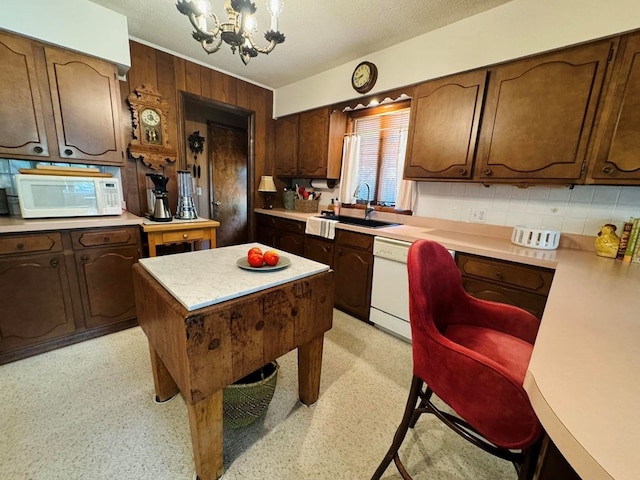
[258,207,640,480]
[0,211,144,233]
[138,242,330,311]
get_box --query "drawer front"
[276,217,305,235]
[0,232,63,255]
[162,228,207,243]
[335,229,374,252]
[72,227,138,249]
[256,213,277,228]
[457,253,554,295]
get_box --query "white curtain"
[395,130,416,211]
[338,134,361,205]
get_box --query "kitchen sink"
[318,215,400,229]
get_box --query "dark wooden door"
[0,253,76,353]
[333,245,373,321]
[44,46,123,164]
[298,108,329,177]
[209,123,249,247]
[476,38,616,182]
[404,69,487,179]
[589,31,640,183]
[0,31,50,158]
[75,246,139,329]
[274,115,298,176]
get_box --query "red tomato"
[247,253,264,268]
[263,250,279,266]
[247,247,262,257]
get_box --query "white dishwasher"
[370,237,455,342]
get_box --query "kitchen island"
[132,243,334,480]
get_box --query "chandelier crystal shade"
[176,0,285,65]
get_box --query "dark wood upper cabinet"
[588,31,640,184]
[298,108,330,177]
[404,69,487,180]
[44,47,124,164]
[475,38,617,183]
[0,31,49,158]
[274,115,298,176]
[274,107,347,179]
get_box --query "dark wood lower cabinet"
[0,252,76,353]
[456,252,554,319]
[333,230,374,321]
[304,235,334,268]
[0,226,141,365]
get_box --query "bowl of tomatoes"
[237,247,291,271]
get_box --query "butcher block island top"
[137,242,330,311]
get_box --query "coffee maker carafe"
[146,173,172,222]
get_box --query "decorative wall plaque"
[127,84,177,170]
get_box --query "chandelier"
[176,0,285,65]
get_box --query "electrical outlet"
[196,186,202,195]
[469,208,487,223]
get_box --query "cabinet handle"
[183,233,188,239]
[33,146,44,154]
[103,236,110,243]
[64,148,73,156]
[602,166,614,174]
[458,167,467,175]
[483,168,493,176]
[495,272,503,279]
[81,255,89,262]
[50,258,59,268]
[16,243,24,250]
[337,249,343,256]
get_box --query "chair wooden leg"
[371,375,423,480]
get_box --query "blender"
[146,173,173,222]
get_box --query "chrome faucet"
[353,181,374,220]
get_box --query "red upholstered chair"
[372,240,542,480]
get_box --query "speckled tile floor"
[0,310,515,480]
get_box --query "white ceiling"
[89,0,512,90]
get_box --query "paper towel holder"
[310,179,338,189]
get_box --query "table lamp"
[258,175,277,209]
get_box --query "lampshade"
[258,176,277,192]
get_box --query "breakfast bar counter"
[132,243,334,480]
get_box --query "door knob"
[213,200,221,206]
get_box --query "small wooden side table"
[141,219,220,257]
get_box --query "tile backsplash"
[414,182,640,236]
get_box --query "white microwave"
[15,174,123,219]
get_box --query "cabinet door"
[44,46,124,164]
[404,70,487,179]
[476,38,616,182]
[333,244,373,321]
[274,115,298,176]
[589,32,640,183]
[75,246,139,329]
[298,108,329,177]
[275,231,305,256]
[0,31,49,158]
[304,236,334,268]
[0,253,76,353]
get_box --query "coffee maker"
[146,173,172,222]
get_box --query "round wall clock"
[351,61,378,94]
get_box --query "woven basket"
[294,199,319,213]
[223,361,279,429]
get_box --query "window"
[349,102,411,207]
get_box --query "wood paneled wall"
[119,41,274,218]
